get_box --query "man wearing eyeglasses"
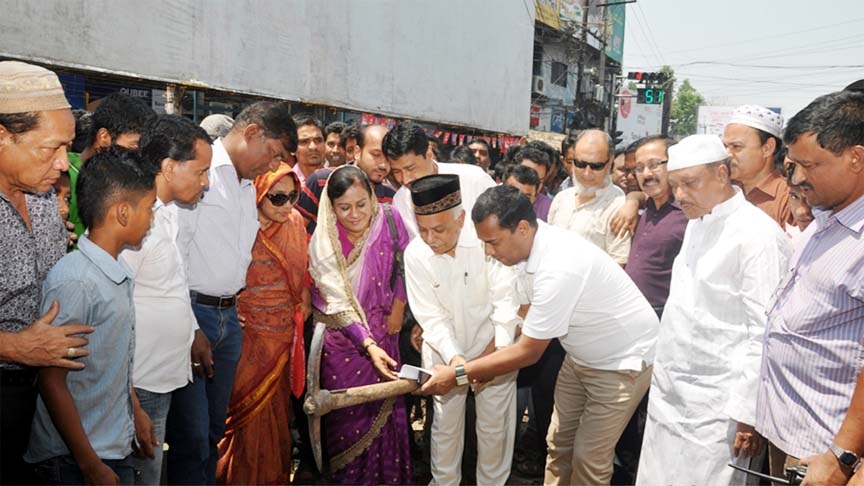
[548,129,631,266]
[636,134,791,486]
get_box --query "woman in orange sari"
[216,163,311,485]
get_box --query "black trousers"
[516,338,566,450]
[0,369,39,485]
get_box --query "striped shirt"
[756,194,864,459]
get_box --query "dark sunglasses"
[572,160,609,171]
[266,190,299,207]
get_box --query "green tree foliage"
[671,79,705,137]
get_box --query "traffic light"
[627,72,669,84]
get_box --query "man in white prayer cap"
[723,104,792,228]
[636,134,792,485]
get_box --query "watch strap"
[830,442,859,469]
[454,364,468,386]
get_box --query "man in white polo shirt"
[420,185,658,486]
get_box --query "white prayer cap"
[667,134,727,172]
[726,104,783,138]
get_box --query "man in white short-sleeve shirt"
[420,185,658,486]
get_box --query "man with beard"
[548,129,631,266]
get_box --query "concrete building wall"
[0,0,535,134]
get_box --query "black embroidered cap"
[411,174,462,215]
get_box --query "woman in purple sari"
[308,165,412,485]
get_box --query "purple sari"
[309,202,412,485]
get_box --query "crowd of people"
[1,58,863,486]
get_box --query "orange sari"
[217,166,309,485]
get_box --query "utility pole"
[595,1,636,131]
[597,5,609,130]
[573,3,590,129]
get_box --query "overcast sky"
[622,0,864,118]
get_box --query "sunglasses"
[572,160,609,171]
[266,190,299,207]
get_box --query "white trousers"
[428,371,517,486]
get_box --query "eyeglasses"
[571,160,609,171]
[634,160,668,173]
[266,190,299,206]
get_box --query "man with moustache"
[122,115,213,484]
[625,135,688,318]
[323,121,348,167]
[405,174,521,486]
[468,138,493,173]
[291,114,326,184]
[612,143,641,195]
[723,105,793,229]
[385,121,495,239]
[636,134,791,486]
[419,185,658,486]
[167,101,297,485]
[754,90,864,485]
[548,129,631,265]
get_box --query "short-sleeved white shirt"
[519,222,658,371]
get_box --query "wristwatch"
[454,364,469,386]
[829,442,860,470]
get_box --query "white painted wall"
[0,0,535,134]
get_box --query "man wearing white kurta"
[405,175,520,486]
[636,134,792,485]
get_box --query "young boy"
[53,171,77,248]
[26,147,158,485]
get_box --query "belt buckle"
[218,295,233,308]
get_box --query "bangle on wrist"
[363,340,377,354]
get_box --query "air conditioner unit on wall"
[532,76,546,96]
[593,85,605,102]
